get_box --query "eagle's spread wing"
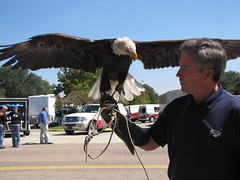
[135,39,184,69]
[135,39,240,69]
[1,34,240,72]
[0,33,115,72]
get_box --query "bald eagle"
[0,33,240,101]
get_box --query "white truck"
[62,103,127,135]
[28,94,56,127]
[138,104,160,123]
[125,105,142,122]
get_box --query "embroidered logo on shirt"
[209,129,222,138]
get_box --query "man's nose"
[176,68,181,77]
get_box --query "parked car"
[62,103,127,135]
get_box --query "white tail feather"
[88,73,145,102]
[88,77,101,100]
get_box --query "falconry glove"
[100,95,150,154]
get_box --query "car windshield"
[78,105,99,113]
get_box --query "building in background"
[159,90,187,113]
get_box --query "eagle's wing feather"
[212,39,240,60]
[0,33,114,72]
[135,40,184,69]
[135,39,240,70]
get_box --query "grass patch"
[49,125,64,131]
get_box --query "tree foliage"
[142,84,159,104]
[54,68,102,96]
[123,84,159,106]
[0,66,53,98]
[219,71,240,95]
[123,91,150,106]
[61,90,98,107]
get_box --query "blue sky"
[0,0,240,95]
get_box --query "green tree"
[123,91,151,106]
[123,84,159,106]
[54,68,102,96]
[142,84,159,104]
[0,66,53,97]
[219,71,240,95]
[62,90,98,107]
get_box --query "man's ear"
[204,69,214,79]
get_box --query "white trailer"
[28,94,56,127]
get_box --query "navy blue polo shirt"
[149,84,240,180]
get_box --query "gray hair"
[180,38,227,82]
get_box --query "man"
[9,105,22,148]
[38,107,53,144]
[0,106,9,149]
[102,38,240,180]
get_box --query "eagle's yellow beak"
[128,51,138,61]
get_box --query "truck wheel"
[87,120,98,135]
[149,116,155,122]
[65,130,74,135]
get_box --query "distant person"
[0,106,9,149]
[9,105,22,148]
[38,107,53,144]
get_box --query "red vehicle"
[130,112,139,122]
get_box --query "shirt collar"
[204,84,223,109]
[187,84,223,110]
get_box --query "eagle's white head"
[112,36,138,60]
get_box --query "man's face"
[176,49,205,95]
[2,106,7,112]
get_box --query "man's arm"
[43,113,48,125]
[139,137,160,151]
[19,113,22,130]
[5,121,9,131]
[4,113,9,131]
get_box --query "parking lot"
[0,122,169,180]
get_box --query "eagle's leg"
[100,70,111,95]
[113,72,127,95]
[114,84,125,95]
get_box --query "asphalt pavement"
[0,122,169,180]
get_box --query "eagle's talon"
[115,84,125,94]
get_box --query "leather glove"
[100,95,150,154]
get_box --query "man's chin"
[180,87,188,94]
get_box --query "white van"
[138,104,160,123]
[62,103,127,135]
